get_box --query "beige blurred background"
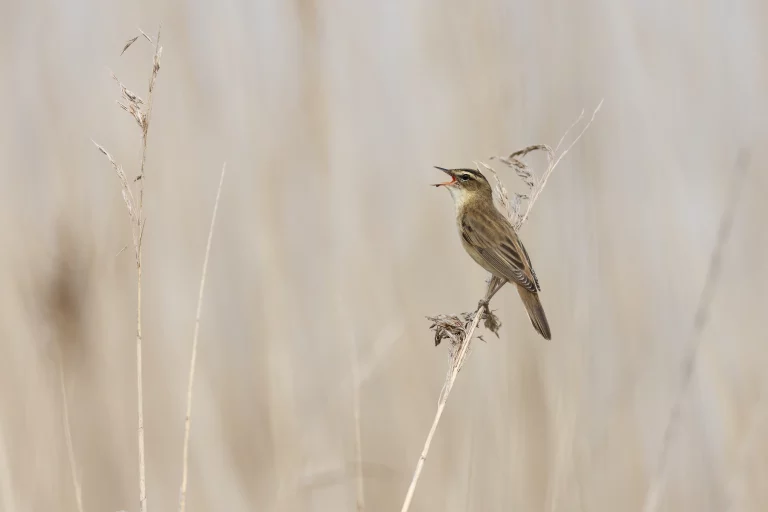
[0,0,767,510]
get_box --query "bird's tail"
[516,286,551,340]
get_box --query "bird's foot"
[477,298,490,312]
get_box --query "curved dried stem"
[179,163,227,512]
[178,163,227,512]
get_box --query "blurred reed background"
[0,0,767,510]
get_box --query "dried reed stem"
[178,163,227,512]
[401,101,602,511]
[58,357,84,512]
[642,150,751,512]
[94,27,162,512]
[136,28,161,512]
[135,272,146,512]
[400,304,485,512]
[350,336,366,511]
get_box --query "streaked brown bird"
[434,166,551,340]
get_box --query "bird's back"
[456,200,539,292]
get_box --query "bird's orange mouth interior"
[434,175,456,187]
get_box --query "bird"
[433,166,551,340]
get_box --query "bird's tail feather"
[516,286,551,340]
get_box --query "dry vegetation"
[403,102,603,511]
[93,29,163,512]
[94,29,227,512]
[1,2,767,512]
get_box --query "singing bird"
[434,166,551,340]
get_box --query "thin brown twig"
[642,150,751,512]
[178,163,227,512]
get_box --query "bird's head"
[433,166,493,206]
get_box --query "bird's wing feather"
[460,210,540,293]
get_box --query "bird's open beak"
[432,166,456,187]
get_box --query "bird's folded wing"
[461,212,540,293]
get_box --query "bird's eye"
[458,174,469,182]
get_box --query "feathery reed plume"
[642,149,751,512]
[93,26,162,512]
[400,100,603,512]
[178,163,227,512]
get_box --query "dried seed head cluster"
[113,31,161,138]
[92,142,138,251]
[427,313,474,348]
[492,144,553,229]
[93,28,163,267]
[112,72,146,130]
[428,305,502,347]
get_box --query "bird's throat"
[447,186,472,214]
